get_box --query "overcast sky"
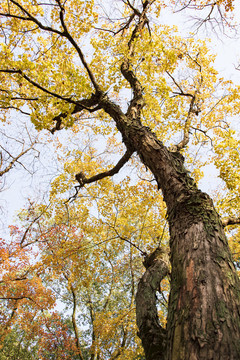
[1,3,240,235]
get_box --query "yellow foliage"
[0,0,239,357]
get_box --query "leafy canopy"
[0,0,240,358]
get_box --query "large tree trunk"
[130,126,240,359]
[101,84,240,358]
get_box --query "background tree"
[0,0,240,359]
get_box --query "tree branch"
[0,69,82,106]
[0,143,35,177]
[55,0,101,92]
[166,71,194,98]
[122,0,141,16]
[63,272,84,360]
[167,63,203,151]
[174,94,197,151]
[50,91,104,133]
[110,226,147,256]
[8,0,63,36]
[68,149,133,202]
[120,2,151,120]
[222,216,240,227]
[3,1,101,92]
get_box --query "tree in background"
[1,0,240,359]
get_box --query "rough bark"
[2,1,239,358]
[58,71,240,359]
[136,249,169,360]
[130,126,240,360]
[98,105,240,359]
[46,4,240,355]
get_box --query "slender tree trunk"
[136,252,169,359]
[126,125,240,359]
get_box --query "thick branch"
[50,91,104,133]
[136,247,169,360]
[69,149,133,202]
[123,0,141,16]
[222,216,240,227]
[127,0,150,55]
[120,3,150,119]
[121,60,143,105]
[75,150,133,186]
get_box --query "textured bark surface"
[167,215,240,360]
[125,125,240,359]
[100,80,240,359]
[136,250,169,360]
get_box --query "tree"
[0,222,83,359]
[0,0,240,359]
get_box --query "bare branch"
[111,227,147,256]
[68,149,133,202]
[20,206,49,247]
[0,143,35,177]
[166,71,194,98]
[222,216,240,227]
[0,106,31,116]
[191,126,214,147]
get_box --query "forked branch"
[50,91,104,133]
[1,0,101,92]
[0,142,36,177]
[167,68,202,151]
[120,1,152,120]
